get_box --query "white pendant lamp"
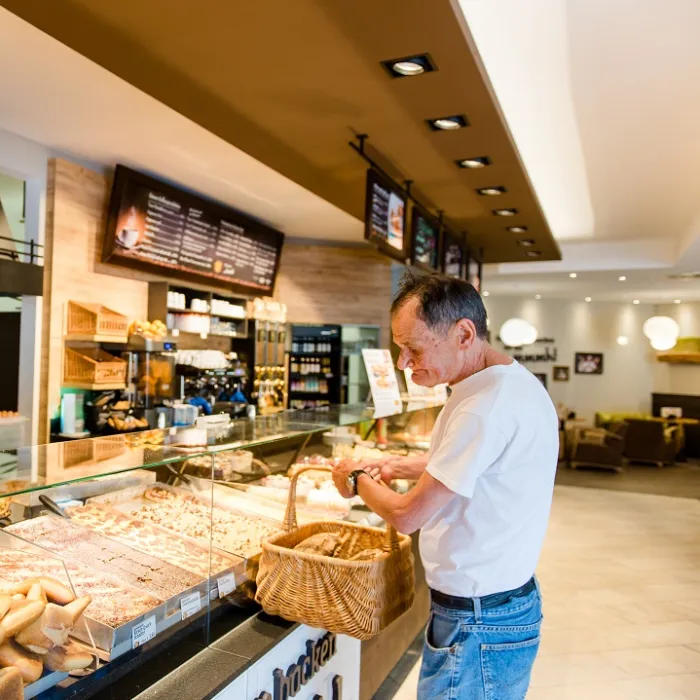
[499,318,538,347]
[650,335,678,351]
[643,316,679,340]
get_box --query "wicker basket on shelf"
[65,301,128,339]
[63,347,127,386]
[255,465,415,640]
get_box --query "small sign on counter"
[362,349,402,418]
[217,573,236,598]
[180,592,202,620]
[132,615,157,649]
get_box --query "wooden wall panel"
[273,244,393,345]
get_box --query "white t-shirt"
[420,361,558,597]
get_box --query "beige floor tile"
[603,645,700,677]
[530,652,632,687]
[527,683,633,700]
[615,673,700,700]
[392,659,420,700]
[607,600,700,626]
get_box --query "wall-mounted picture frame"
[533,372,548,389]
[575,353,603,375]
[553,366,570,382]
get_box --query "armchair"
[623,419,678,467]
[570,422,628,472]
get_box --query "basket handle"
[283,463,402,554]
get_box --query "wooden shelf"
[657,351,700,364]
[62,382,126,391]
[64,334,128,344]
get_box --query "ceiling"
[0,0,559,263]
[459,0,700,298]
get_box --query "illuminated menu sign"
[443,230,464,278]
[411,206,439,271]
[104,166,283,295]
[364,169,407,261]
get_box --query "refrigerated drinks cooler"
[288,324,342,410]
[341,325,381,404]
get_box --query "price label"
[131,615,157,649]
[180,592,202,621]
[217,573,236,598]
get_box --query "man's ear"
[455,319,477,349]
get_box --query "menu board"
[442,230,464,278]
[364,169,407,261]
[410,205,439,271]
[103,166,284,295]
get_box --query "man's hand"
[332,459,382,499]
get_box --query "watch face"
[346,473,355,495]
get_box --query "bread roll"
[0,594,11,620]
[12,577,75,605]
[0,600,45,637]
[15,603,73,653]
[26,583,47,604]
[45,643,93,672]
[64,595,92,624]
[0,667,22,700]
[0,640,43,683]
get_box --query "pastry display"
[0,549,159,629]
[128,319,167,339]
[0,575,93,687]
[66,502,235,576]
[8,517,201,601]
[131,486,281,558]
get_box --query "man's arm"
[354,454,428,482]
[332,465,454,535]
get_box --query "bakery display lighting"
[633,299,640,304]
[427,115,468,131]
[493,208,518,216]
[569,273,578,279]
[585,297,592,302]
[457,156,491,169]
[507,226,528,233]
[517,239,536,247]
[482,291,490,297]
[381,53,436,78]
[477,186,507,196]
[526,250,542,257]
[535,294,542,300]
[619,276,627,281]
[675,299,682,304]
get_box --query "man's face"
[392,298,466,387]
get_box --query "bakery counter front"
[0,401,442,700]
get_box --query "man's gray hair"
[391,271,488,339]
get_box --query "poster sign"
[362,349,402,416]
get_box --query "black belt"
[430,577,537,612]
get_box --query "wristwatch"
[346,469,368,497]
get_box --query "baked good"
[0,600,45,637]
[0,667,22,700]
[8,516,201,600]
[66,503,234,577]
[45,642,93,672]
[0,594,10,619]
[294,533,340,557]
[13,577,75,605]
[0,640,43,683]
[0,549,159,629]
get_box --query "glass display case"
[0,400,443,700]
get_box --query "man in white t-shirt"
[333,273,558,700]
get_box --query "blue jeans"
[418,581,542,700]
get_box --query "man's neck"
[449,343,513,386]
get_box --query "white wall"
[484,297,656,422]
[652,302,700,396]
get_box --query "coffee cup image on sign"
[116,206,145,249]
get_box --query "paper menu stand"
[361,348,403,419]
[403,368,448,404]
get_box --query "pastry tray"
[2,517,247,661]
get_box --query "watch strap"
[349,469,368,496]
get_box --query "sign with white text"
[362,349,402,418]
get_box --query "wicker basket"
[66,301,129,339]
[63,347,127,387]
[255,465,415,640]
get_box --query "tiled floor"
[389,485,700,699]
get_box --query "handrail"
[0,235,43,265]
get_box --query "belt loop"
[473,596,482,624]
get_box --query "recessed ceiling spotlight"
[619,276,627,281]
[507,226,528,233]
[633,299,640,304]
[585,297,592,303]
[535,294,542,300]
[517,239,536,247]
[483,291,490,297]
[526,250,542,258]
[617,335,629,346]
[457,156,491,169]
[428,115,468,131]
[569,273,577,279]
[478,186,507,196]
[382,54,436,78]
[493,208,518,217]
[675,299,682,304]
